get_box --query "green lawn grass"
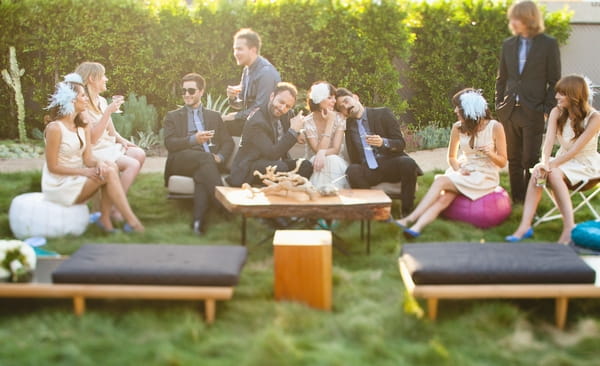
[1,171,599,365]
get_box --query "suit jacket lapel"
[176,107,188,137]
[509,37,520,76]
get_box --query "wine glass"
[111,95,124,114]
[228,85,243,104]
[207,130,216,147]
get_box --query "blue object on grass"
[572,220,600,251]
[24,236,47,247]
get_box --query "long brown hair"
[555,75,591,141]
[508,1,545,37]
[75,61,105,114]
[452,88,492,148]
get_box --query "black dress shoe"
[192,220,204,235]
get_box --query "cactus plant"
[1,46,27,142]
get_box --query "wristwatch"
[382,138,390,148]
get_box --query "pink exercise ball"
[442,187,512,228]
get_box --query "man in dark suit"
[335,87,422,216]
[227,82,311,187]
[495,0,560,203]
[164,73,234,235]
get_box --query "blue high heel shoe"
[505,228,534,242]
[94,220,119,233]
[123,223,134,233]
[403,228,421,239]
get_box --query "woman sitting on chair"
[394,88,507,238]
[42,74,144,233]
[506,74,600,244]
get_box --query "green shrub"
[414,123,452,150]
[405,0,571,128]
[0,0,572,139]
[111,93,158,140]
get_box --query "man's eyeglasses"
[182,88,198,95]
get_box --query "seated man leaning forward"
[164,73,234,235]
[226,82,312,187]
[335,87,422,215]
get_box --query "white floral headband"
[460,90,488,120]
[46,73,84,116]
[309,83,330,104]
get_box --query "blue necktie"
[193,109,210,152]
[357,118,378,169]
[518,38,530,74]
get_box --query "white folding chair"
[534,176,600,227]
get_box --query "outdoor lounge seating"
[398,242,600,329]
[0,243,247,324]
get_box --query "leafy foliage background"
[0,0,570,139]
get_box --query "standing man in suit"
[222,28,281,137]
[335,87,422,216]
[164,73,234,235]
[495,0,560,203]
[227,82,312,187]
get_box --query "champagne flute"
[207,130,216,147]
[111,95,124,114]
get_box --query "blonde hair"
[508,1,545,37]
[74,61,106,114]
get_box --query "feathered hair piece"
[45,73,82,116]
[583,76,597,105]
[310,83,330,104]
[460,90,488,120]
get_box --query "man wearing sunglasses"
[222,28,281,137]
[164,73,235,235]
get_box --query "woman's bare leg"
[547,170,575,244]
[102,162,144,232]
[410,191,457,233]
[397,176,456,226]
[510,175,543,238]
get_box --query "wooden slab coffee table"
[215,186,392,253]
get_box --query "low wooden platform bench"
[399,242,600,329]
[0,244,247,324]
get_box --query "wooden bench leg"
[555,297,568,330]
[204,299,216,324]
[427,298,438,321]
[73,296,86,316]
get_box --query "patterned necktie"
[357,117,378,169]
[193,109,210,152]
[273,119,284,142]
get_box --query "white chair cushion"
[9,192,89,239]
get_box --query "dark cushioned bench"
[0,244,247,324]
[399,242,599,329]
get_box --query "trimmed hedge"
[0,0,570,139]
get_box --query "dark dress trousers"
[227,105,312,187]
[495,33,560,202]
[345,107,422,214]
[164,106,234,221]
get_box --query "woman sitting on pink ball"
[394,88,507,238]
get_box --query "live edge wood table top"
[215,186,392,221]
[215,187,392,252]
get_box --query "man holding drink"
[164,73,234,235]
[222,28,281,136]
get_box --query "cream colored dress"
[554,110,600,185]
[441,120,501,200]
[88,96,125,162]
[303,112,350,189]
[42,122,88,206]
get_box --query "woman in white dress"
[507,75,600,244]
[303,81,349,189]
[394,89,507,238]
[42,74,144,233]
[75,62,146,221]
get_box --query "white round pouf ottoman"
[9,192,89,239]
